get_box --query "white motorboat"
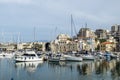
[63,54,83,62]
[82,55,95,60]
[14,50,43,62]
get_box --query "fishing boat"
[14,50,43,62]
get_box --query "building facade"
[95,29,107,39]
[111,24,120,33]
[111,24,120,52]
[77,28,94,39]
[51,34,79,53]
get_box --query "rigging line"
[72,18,77,36]
[71,14,78,37]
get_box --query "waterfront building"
[51,34,79,53]
[100,41,116,52]
[17,42,33,50]
[0,43,15,51]
[33,42,46,51]
[111,24,120,52]
[17,42,46,51]
[77,28,97,51]
[79,38,97,51]
[77,28,95,39]
[95,29,107,39]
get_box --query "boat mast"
[71,14,73,39]
[1,31,4,43]
[33,27,36,50]
[71,14,77,39]
[34,27,36,42]
[17,32,20,50]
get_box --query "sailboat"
[62,15,83,62]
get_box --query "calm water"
[0,59,120,80]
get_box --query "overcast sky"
[0,0,120,42]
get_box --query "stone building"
[100,42,116,52]
[77,28,96,39]
[111,24,120,33]
[51,34,79,53]
[77,28,97,51]
[0,43,15,51]
[95,29,107,39]
[111,24,120,52]
[17,42,46,51]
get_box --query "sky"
[0,0,120,42]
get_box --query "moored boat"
[63,54,83,62]
[14,50,43,62]
[0,52,15,58]
[48,54,61,62]
[82,54,95,60]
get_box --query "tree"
[95,44,100,51]
[99,39,106,43]
[32,43,43,51]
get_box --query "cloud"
[0,0,120,41]
[73,11,117,24]
[0,0,33,4]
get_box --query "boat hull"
[48,57,60,62]
[82,55,95,60]
[64,55,83,62]
[14,56,43,62]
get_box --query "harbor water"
[0,59,120,80]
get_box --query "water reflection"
[1,59,120,80]
[48,61,94,75]
[15,61,43,73]
[77,63,89,75]
[76,61,94,75]
[95,60,110,74]
[111,60,120,80]
[48,60,120,77]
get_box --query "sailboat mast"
[70,14,73,52]
[34,27,36,42]
[2,31,4,43]
[71,14,73,39]
[71,14,77,39]
[17,32,20,50]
